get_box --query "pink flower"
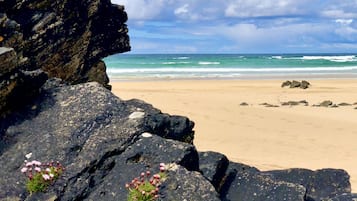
[42,174,50,180]
[25,162,33,167]
[32,160,41,166]
[160,166,165,172]
[34,167,41,172]
[159,163,165,167]
[21,167,28,173]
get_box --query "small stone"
[129,111,145,119]
[141,132,153,138]
[281,80,291,88]
[320,100,333,107]
[240,102,249,106]
[337,103,351,106]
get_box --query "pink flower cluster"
[125,163,166,200]
[21,160,64,182]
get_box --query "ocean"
[103,54,357,81]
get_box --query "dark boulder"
[144,112,195,144]
[263,168,351,201]
[282,80,310,89]
[290,80,301,88]
[281,80,292,88]
[0,81,196,200]
[160,164,221,201]
[221,163,306,201]
[199,151,230,190]
[320,100,334,107]
[300,80,311,89]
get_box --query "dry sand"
[111,79,357,192]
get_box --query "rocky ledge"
[0,80,356,201]
[0,0,130,115]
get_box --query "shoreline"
[110,78,357,192]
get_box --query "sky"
[111,0,357,54]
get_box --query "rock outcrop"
[0,0,130,115]
[282,80,311,89]
[0,81,354,200]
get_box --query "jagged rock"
[160,164,221,201]
[144,112,195,144]
[263,168,351,201]
[1,0,130,87]
[199,151,229,190]
[290,80,301,88]
[281,80,292,88]
[221,163,306,201]
[282,80,310,89]
[0,0,130,117]
[300,80,310,89]
[0,81,195,200]
[0,47,17,75]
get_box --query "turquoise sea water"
[104,54,357,81]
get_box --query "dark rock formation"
[291,80,302,88]
[300,80,311,89]
[314,100,334,107]
[0,81,354,200]
[0,47,47,116]
[0,0,130,116]
[199,151,229,190]
[0,80,196,200]
[281,80,292,88]
[281,100,309,106]
[281,80,311,89]
[263,168,351,201]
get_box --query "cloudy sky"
[111,0,357,54]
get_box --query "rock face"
[0,81,354,200]
[0,0,130,115]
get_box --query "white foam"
[173,57,190,60]
[198,61,221,65]
[271,56,283,59]
[302,55,357,62]
[107,66,357,74]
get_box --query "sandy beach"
[111,79,357,192]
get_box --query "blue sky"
[111,0,357,54]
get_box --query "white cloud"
[175,4,189,15]
[111,0,166,20]
[335,19,354,26]
[224,0,310,18]
[321,10,357,19]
